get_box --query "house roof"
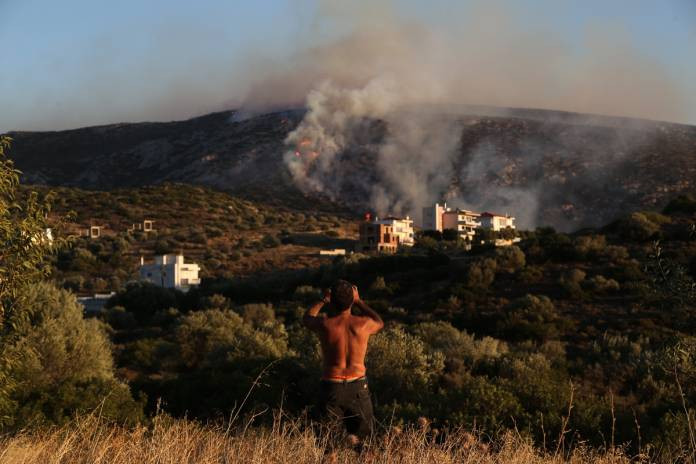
[481,212,513,218]
[443,209,481,216]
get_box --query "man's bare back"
[303,280,383,445]
[304,284,383,380]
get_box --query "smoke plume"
[275,0,692,228]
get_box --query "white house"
[442,209,481,240]
[139,254,201,290]
[375,216,415,247]
[480,212,516,231]
[423,203,518,242]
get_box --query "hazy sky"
[1,0,695,132]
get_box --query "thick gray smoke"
[284,78,398,198]
[278,0,690,229]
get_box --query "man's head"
[331,280,355,311]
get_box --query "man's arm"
[352,286,384,333]
[303,290,330,331]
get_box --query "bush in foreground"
[0,283,144,428]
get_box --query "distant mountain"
[7,107,696,230]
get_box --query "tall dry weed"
[0,412,637,464]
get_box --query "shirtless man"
[303,279,384,443]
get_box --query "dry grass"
[0,414,636,464]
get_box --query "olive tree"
[0,136,61,326]
[1,136,61,423]
[1,282,143,427]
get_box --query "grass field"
[0,413,644,464]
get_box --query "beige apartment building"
[358,221,398,253]
[442,209,482,240]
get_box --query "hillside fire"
[294,138,319,159]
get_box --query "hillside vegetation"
[34,190,694,461]
[21,183,355,291]
[6,166,696,462]
[8,108,696,230]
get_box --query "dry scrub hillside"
[23,183,357,292]
[8,107,696,231]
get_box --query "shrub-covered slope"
[8,108,696,230]
[89,195,696,456]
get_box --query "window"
[181,278,189,285]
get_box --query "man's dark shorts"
[319,377,375,439]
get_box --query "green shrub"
[62,275,85,292]
[413,321,507,367]
[494,245,526,273]
[586,275,620,293]
[107,283,183,324]
[175,309,288,369]
[240,303,276,328]
[366,326,444,406]
[123,338,177,372]
[105,305,137,330]
[574,235,606,258]
[517,265,543,284]
[559,268,586,297]
[203,294,231,310]
[465,258,497,290]
[616,212,661,241]
[1,283,143,428]
[603,245,630,262]
[439,373,524,431]
[497,294,562,342]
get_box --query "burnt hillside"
[7,108,696,230]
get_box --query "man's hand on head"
[322,289,331,305]
[352,285,360,303]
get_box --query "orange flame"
[293,138,320,159]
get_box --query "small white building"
[376,216,415,247]
[139,254,201,290]
[130,220,155,233]
[442,209,481,240]
[480,212,516,231]
[319,249,347,256]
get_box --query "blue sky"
[1,0,695,131]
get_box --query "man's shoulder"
[349,314,373,326]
